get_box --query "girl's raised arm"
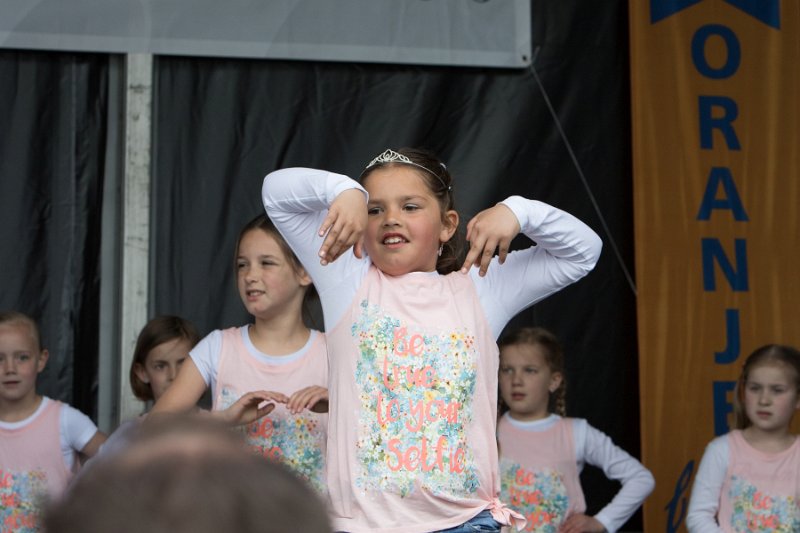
[460,202,520,277]
[472,196,603,338]
[262,167,369,329]
[317,189,367,265]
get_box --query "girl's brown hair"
[498,327,567,416]
[732,344,800,430]
[130,316,201,401]
[360,147,463,274]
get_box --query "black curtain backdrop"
[0,50,108,418]
[152,1,640,527]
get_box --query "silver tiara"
[362,149,451,192]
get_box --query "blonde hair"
[498,327,567,416]
[732,344,800,430]
[0,311,42,352]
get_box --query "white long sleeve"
[575,419,655,533]
[686,436,728,533]
[262,167,602,337]
[474,195,602,338]
[262,167,369,331]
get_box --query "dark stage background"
[0,2,641,528]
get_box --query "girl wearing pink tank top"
[497,327,654,533]
[1,311,107,532]
[687,344,800,532]
[263,148,603,533]
[152,215,329,489]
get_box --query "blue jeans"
[335,510,502,533]
[435,510,502,533]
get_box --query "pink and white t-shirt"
[193,326,328,493]
[263,167,602,533]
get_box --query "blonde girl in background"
[262,148,602,533]
[496,326,653,533]
[0,311,106,531]
[687,344,800,532]
[151,214,329,493]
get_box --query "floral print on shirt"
[499,458,569,533]
[218,387,326,494]
[728,475,800,532]
[0,469,46,533]
[351,300,480,497]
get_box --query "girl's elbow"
[571,240,602,279]
[684,513,707,533]
[585,234,603,270]
[262,172,280,207]
[81,431,108,459]
[565,233,602,277]
[642,469,656,497]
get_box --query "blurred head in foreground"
[44,414,331,533]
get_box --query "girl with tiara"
[262,148,602,532]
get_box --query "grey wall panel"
[0,0,530,68]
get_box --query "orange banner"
[630,1,799,531]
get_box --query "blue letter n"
[702,238,748,291]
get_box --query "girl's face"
[134,337,193,402]
[743,362,800,435]
[0,322,48,407]
[499,342,562,422]
[236,229,311,320]
[363,166,457,276]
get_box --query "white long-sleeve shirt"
[686,436,729,532]
[262,167,603,337]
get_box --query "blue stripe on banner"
[650,0,703,24]
[726,0,780,29]
[651,0,781,29]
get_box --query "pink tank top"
[718,430,800,532]
[0,399,72,531]
[212,327,328,493]
[325,266,514,533]
[497,415,585,532]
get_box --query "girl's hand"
[460,203,520,276]
[318,189,367,265]
[286,386,329,414]
[217,391,288,426]
[560,514,606,533]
